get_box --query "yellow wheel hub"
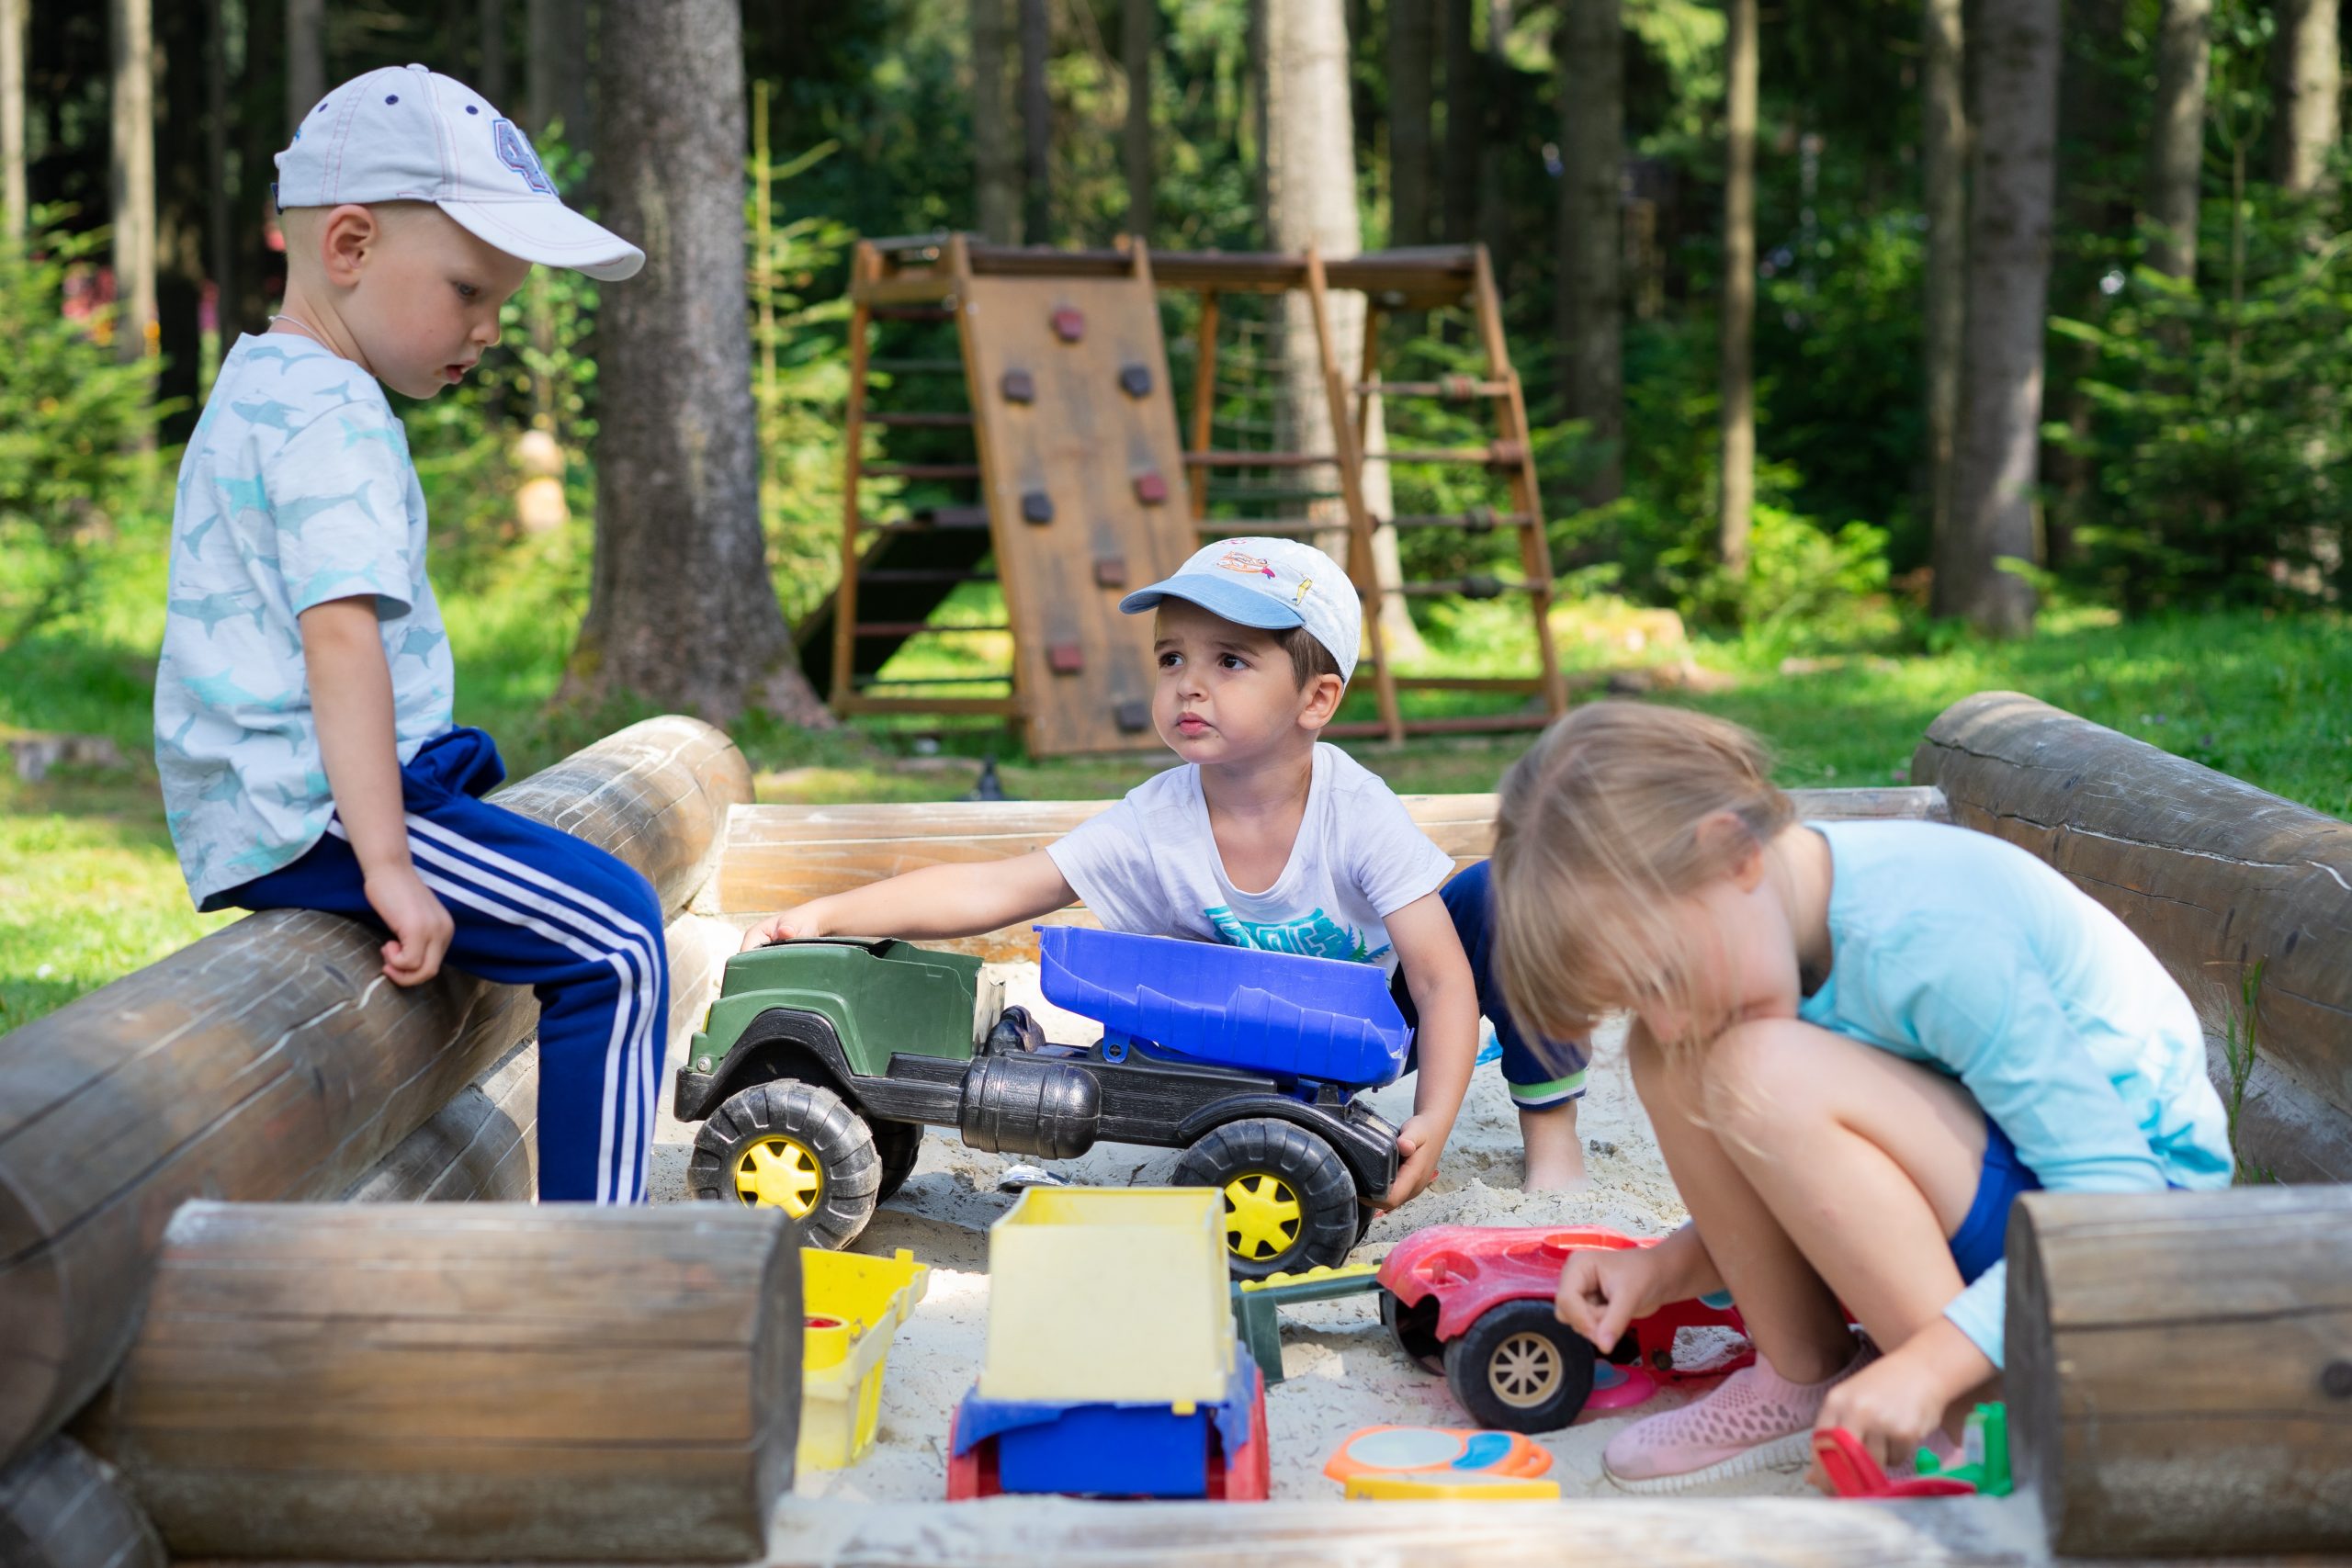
[1221,1171,1302,1261]
[1487,1331,1565,1408]
[735,1135,822,1216]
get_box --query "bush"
[0,215,173,649]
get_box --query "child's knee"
[1704,1018,1835,1133]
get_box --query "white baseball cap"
[274,64,644,281]
[1119,536,1363,684]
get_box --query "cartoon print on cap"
[1217,548,1275,579]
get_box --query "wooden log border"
[706,785,1952,963]
[0,1436,164,1568]
[2007,1187,2352,1558]
[0,716,752,1469]
[1911,691,2352,1179]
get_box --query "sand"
[646,964,1810,1504]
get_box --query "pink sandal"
[1603,1338,1875,1494]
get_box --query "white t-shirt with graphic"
[1046,743,1456,976]
[154,333,453,907]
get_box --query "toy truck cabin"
[673,931,1408,1276]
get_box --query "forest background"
[0,0,2346,1023]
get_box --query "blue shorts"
[1391,859,1590,1111]
[1948,1118,2042,1284]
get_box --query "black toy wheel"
[688,1079,880,1249]
[1173,1117,1358,1280]
[872,1117,923,1205]
[1442,1298,1596,1433]
[1381,1290,1446,1376]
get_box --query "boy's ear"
[1296,671,1346,728]
[318,204,382,287]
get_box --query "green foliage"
[2220,959,2277,1183]
[0,214,173,649]
[2054,204,2352,609]
[1660,506,1902,653]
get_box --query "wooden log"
[343,912,740,1203]
[705,786,1951,963]
[0,1436,164,1568]
[76,1201,797,1563]
[1911,691,2352,1179]
[757,1494,2049,1567]
[2007,1186,2352,1558]
[0,716,752,1469]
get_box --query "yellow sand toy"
[800,1247,930,1468]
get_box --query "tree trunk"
[154,0,207,438]
[109,0,156,371]
[1476,1,1513,287]
[1019,0,1048,243]
[203,0,240,358]
[1555,0,1623,507]
[1439,0,1476,243]
[564,0,828,726]
[1922,0,1965,560]
[2144,0,2210,278]
[1386,0,1432,247]
[972,0,1019,243]
[1249,0,1270,238]
[2272,0,2337,195]
[1,0,24,242]
[1264,0,1420,658]
[478,0,507,106]
[526,0,593,146]
[286,0,323,133]
[1716,0,1757,572]
[1936,0,2058,636]
[1123,0,1152,238]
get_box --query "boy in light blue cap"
[746,536,1486,1209]
[155,65,662,1204]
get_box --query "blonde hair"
[1490,703,1793,1063]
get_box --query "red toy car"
[1377,1224,1753,1432]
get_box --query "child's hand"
[741,903,825,951]
[365,864,453,987]
[1381,1112,1449,1207]
[1553,1242,1677,1355]
[1812,1318,1990,1483]
[1814,1350,1950,1479]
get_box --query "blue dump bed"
[1036,928,1411,1089]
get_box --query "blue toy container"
[1036,927,1411,1089]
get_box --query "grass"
[4,515,2346,1029]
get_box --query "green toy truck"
[673,930,1415,1278]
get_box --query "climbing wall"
[957,261,1196,756]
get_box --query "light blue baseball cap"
[1119,536,1361,683]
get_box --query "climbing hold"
[1094,555,1129,588]
[1114,699,1152,733]
[1118,364,1152,398]
[1133,471,1169,506]
[1002,368,1036,404]
[1051,307,1085,343]
[1463,573,1504,601]
[1022,491,1055,525]
[1463,502,1498,535]
[1048,641,1085,674]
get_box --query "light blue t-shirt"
[1796,819,2232,1367]
[155,333,454,907]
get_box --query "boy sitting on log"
[743,537,1585,1204]
[154,66,662,1203]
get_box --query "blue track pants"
[223,727,669,1202]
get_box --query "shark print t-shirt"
[155,333,453,908]
[1046,743,1456,976]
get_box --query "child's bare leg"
[1702,1017,1984,1359]
[1518,1099,1589,1190]
[1629,1025,1852,1382]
